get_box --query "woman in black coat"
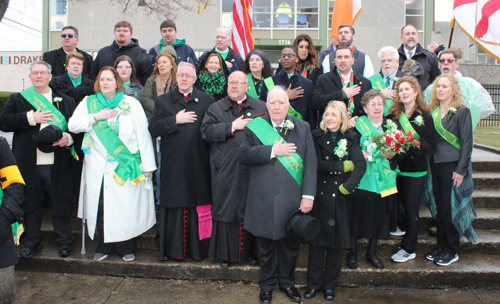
[305,101,366,301]
[388,76,437,263]
[195,52,229,101]
[49,52,94,103]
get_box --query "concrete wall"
[0,52,43,92]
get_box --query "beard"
[405,41,417,49]
[116,36,127,44]
[339,38,353,47]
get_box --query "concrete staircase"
[15,149,500,289]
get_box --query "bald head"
[227,71,249,101]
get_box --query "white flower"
[334,139,349,159]
[117,99,131,114]
[449,107,457,116]
[53,97,63,109]
[283,119,294,135]
[413,115,424,126]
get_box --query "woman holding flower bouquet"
[68,66,156,262]
[388,76,437,263]
[305,101,366,300]
[347,90,400,270]
[424,74,474,266]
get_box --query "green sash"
[398,113,421,142]
[246,117,304,187]
[368,73,394,116]
[356,116,399,197]
[87,95,145,186]
[20,86,77,160]
[263,77,305,120]
[247,73,259,99]
[432,107,461,149]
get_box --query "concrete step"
[420,208,500,230]
[15,243,500,289]
[472,172,500,190]
[472,189,500,209]
[471,148,500,172]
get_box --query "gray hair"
[378,46,399,61]
[266,85,289,104]
[62,25,79,38]
[177,62,196,76]
[29,61,52,74]
[216,28,232,38]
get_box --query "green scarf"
[68,72,82,87]
[123,82,130,88]
[199,70,225,96]
[159,38,186,52]
[96,91,124,109]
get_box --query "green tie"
[408,51,413,59]
[385,77,391,88]
[276,126,282,133]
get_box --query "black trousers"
[95,187,136,257]
[399,175,425,254]
[24,165,74,247]
[306,245,342,291]
[431,161,460,255]
[256,236,300,290]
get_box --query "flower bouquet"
[366,119,420,155]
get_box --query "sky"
[0,0,455,52]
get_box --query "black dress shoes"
[346,251,358,269]
[259,289,272,304]
[304,288,318,299]
[20,243,43,259]
[58,243,74,257]
[245,254,259,266]
[220,260,232,268]
[324,289,335,301]
[279,286,301,302]
[366,253,385,269]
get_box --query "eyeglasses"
[31,71,49,76]
[116,65,132,70]
[61,34,74,38]
[228,81,247,87]
[280,53,296,59]
[439,58,456,64]
[177,74,195,79]
[367,102,384,108]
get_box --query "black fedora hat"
[285,209,320,242]
[36,125,63,153]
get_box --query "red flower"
[385,135,393,146]
[415,140,421,147]
[406,131,414,142]
[393,144,400,152]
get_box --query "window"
[405,0,424,33]
[50,0,68,31]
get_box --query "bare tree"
[0,0,9,22]
[72,0,218,20]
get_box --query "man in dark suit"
[0,61,77,259]
[259,46,316,130]
[313,46,372,124]
[42,26,93,78]
[196,28,244,73]
[368,46,406,116]
[239,86,317,304]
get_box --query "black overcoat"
[0,88,76,217]
[310,128,366,249]
[0,137,24,269]
[149,87,214,208]
[312,67,372,121]
[42,47,94,78]
[238,114,317,240]
[49,73,95,103]
[201,95,267,223]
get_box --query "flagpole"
[448,19,455,48]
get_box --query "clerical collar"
[234,97,246,104]
[181,91,192,97]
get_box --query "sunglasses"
[61,34,74,38]
[439,58,455,64]
[280,53,296,59]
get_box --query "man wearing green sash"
[368,46,406,116]
[0,136,25,304]
[0,61,77,259]
[239,86,317,303]
[259,46,316,131]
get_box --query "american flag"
[232,0,254,59]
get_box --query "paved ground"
[12,271,500,304]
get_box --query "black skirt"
[348,189,395,238]
[208,220,256,262]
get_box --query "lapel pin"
[194,98,198,102]
[247,112,252,116]
[327,141,330,144]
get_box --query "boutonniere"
[412,115,424,126]
[448,107,457,116]
[385,119,398,131]
[334,139,349,159]
[283,119,294,135]
[117,99,131,114]
[53,97,63,109]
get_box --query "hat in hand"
[285,209,321,242]
[402,59,424,77]
[36,125,63,153]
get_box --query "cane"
[81,159,87,254]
